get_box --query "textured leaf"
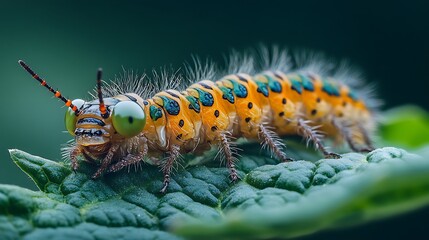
[1,145,429,240]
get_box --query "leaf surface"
[1,146,429,240]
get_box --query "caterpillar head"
[67,68,146,148]
[18,60,146,154]
[65,98,146,147]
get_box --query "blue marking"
[322,80,340,97]
[160,96,180,115]
[149,105,163,121]
[219,86,235,104]
[299,75,315,91]
[348,90,359,101]
[186,95,201,113]
[228,80,248,98]
[255,81,269,97]
[265,75,282,93]
[194,88,214,107]
[290,79,303,94]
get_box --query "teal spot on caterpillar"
[322,80,340,97]
[299,75,315,91]
[218,86,235,104]
[265,75,282,93]
[228,79,248,98]
[290,79,303,94]
[149,105,163,121]
[194,88,214,107]
[186,95,201,113]
[348,90,359,101]
[160,96,180,115]
[255,81,269,97]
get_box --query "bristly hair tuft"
[254,44,291,73]
[184,56,217,81]
[99,67,188,99]
[96,69,152,99]
[60,138,76,163]
[222,49,255,76]
[293,50,335,76]
[148,66,185,92]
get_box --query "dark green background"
[0,1,428,238]
[1,0,428,188]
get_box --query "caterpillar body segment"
[18,48,377,193]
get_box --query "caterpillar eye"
[112,101,146,138]
[65,99,85,135]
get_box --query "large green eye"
[65,99,85,135]
[112,101,146,138]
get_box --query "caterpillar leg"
[297,118,341,159]
[70,146,82,172]
[258,124,293,162]
[108,137,149,172]
[107,143,148,173]
[219,132,239,182]
[92,144,120,179]
[332,119,373,152]
[358,124,375,151]
[160,144,181,193]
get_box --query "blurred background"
[0,0,428,238]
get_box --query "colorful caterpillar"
[18,47,378,193]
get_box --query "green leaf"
[1,146,429,240]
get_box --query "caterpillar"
[18,47,378,193]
